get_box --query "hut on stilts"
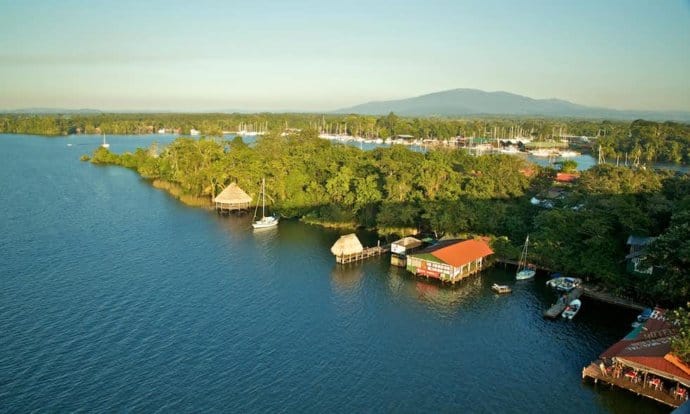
[213,183,252,214]
[331,233,386,264]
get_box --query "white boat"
[546,276,582,292]
[558,150,580,158]
[561,299,581,319]
[529,148,558,157]
[101,133,110,149]
[499,146,522,154]
[252,178,278,229]
[491,283,512,294]
[516,235,536,280]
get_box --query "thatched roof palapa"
[331,234,364,256]
[214,183,252,204]
[393,236,422,249]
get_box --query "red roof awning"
[430,239,493,268]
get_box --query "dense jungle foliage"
[88,128,690,306]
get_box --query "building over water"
[213,183,252,213]
[390,236,422,267]
[583,308,690,408]
[406,239,493,283]
[330,233,385,264]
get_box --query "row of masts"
[236,121,269,134]
[597,145,643,167]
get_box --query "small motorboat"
[546,276,582,292]
[562,299,581,320]
[631,307,653,327]
[491,283,512,294]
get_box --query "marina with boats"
[326,232,690,410]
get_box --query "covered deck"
[583,361,687,408]
[582,308,690,408]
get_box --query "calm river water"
[0,134,668,413]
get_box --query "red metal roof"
[555,172,579,183]
[599,308,690,383]
[430,239,493,268]
[622,356,690,382]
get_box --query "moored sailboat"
[516,235,536,280]
[252,178,278,229]
[101,133,110,149]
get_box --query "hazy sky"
[1,0,689,112]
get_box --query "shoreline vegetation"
[86,125,690,308]
[1,112,689,165]
[151,179,212,208]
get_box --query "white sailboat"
[252,178,278,229]
[101,133,110,149]
[516,235,536,280]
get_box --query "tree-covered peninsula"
[89,128,690,307]
[2,112,690,164]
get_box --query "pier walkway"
[582,285,646,311]
[543,286,583,318]
[335,245,390,264]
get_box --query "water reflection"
[212,211,254,238]
[330,264,364,293]
[387,265,485,315]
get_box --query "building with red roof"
[583,308,690,408]
[555,172,579,183]
[406,239,494,283]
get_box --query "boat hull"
[546,277,582,292]
[491,283,512,294]
[561,299,581,319]
[516,269,536,280]
[252,216,279,229]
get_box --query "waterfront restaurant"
[406,239,493,284]
[213,183,252,213]
[583,308,690,408]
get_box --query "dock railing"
[336,245,390,264]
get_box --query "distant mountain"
[3,108,102,115]
[335,89,690,122]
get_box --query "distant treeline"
[90,129,690,306]
[2,112,689,163]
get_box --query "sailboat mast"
[262,178,266,218]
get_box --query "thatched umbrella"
[331,234,364,256]
[213,183,252,210]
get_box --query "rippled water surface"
[0,135,667,413]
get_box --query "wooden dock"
[543,286,584,318]
[582,285,646,311]
[495,257,553,272]
[582,362,682,408]
[335,245,390,264]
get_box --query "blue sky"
[0,0,688,112]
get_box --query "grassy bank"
[151,179,213,208]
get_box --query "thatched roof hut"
[331,233,364,256]
[214,183,252,211]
